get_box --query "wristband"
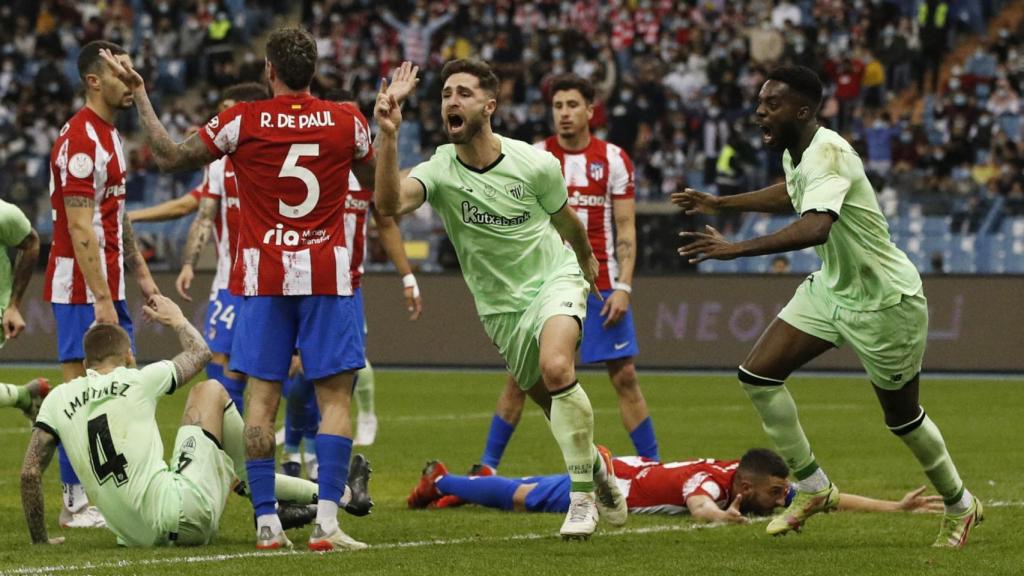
[402,273,420,299]
[613,282,632,294]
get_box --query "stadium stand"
[1,0,1021,273]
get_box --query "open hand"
[671,188,721,216]
[678,225,738,264]
[387,61,420,105]
[898,485,944,513]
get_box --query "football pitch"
[0,367,1019,575]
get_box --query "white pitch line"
[0,522,710,576]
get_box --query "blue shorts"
[230,295,365,382]
[522,474,572,513]
[52,301,135,362]
[580,290,639,364]
[204,289,243,355]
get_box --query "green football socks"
[550,382,595,493]
[739,369,820,481]
[0,383,27,409]
[891,409,967,508]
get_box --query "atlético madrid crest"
[589,161,605,181]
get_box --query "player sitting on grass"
[408,447,943,523]
[20,295,371,546]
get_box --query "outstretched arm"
[672,182,793,215]
[21,428,63,545]
[678,212,834,264]
[128,193,201,223]
[839,486,943,514]
[176,196,218,301]
[142,295,211,385]
[99,49,214,173]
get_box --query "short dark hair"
[766,65,823,109]
[77,40,126,80]
[266,28,318,90]
[737,448,790,480]
[549,74,595,103]
[441,59,500,98]
[222,82,269,103]
[83,324,132,366]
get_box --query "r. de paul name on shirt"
[259,111,336,129]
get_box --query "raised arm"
[373,79,427,216]
[122,213,159,300]
[672,182,793,215]
[3,227,40,340]
[21,428,63,545]
[371,205,422,320]
[550,204,601,298]
[142,295,211,385]
[176,196,218,302]
[65,197,117,324]
[128,193,200,223]
[99,49,215,173]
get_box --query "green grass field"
[0,367,1019,575]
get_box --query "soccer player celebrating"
[409,448,944,521]
[375,59,626,540]
[469,74,658,480]
[46,40,161,529]
[102,28,375,550]
[0,199,48,419]
[673,66,980,548]
[20,295,331,547]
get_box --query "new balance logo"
[561,302,574,308]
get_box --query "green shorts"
[481,272,589,391]
[778,275,928,390]
[169,425,235,546]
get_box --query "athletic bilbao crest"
[589,161,605,181]
[504,181,525,201]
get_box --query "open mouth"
[446,113,465,132]
[759,123,774,145]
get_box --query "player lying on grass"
[20,295,372,546]
[408,447,943,523]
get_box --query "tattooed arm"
[122,212,159,300]
[142,295,211,385]
[21,428,64,545]
[175,196,218,302]
[65,197,118,324]
[600,196,636,328]
[99,49,215,173]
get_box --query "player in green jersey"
[374,60,626,540]
[21,295,369,546]
[0,199,48,419]
[673,66,979,549]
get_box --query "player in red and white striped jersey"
[103,29,412,551]
[471,75,659,480]
[412,448,943,522]
[45,40,160,530]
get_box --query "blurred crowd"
[1,0,1020,272]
